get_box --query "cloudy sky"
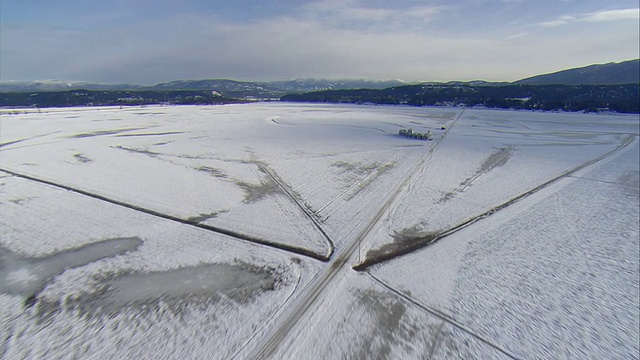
[1,0,638,84]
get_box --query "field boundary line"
[0,167,329,262]
[353,134,637,270]
[367,272,521,360]
[258,164,335,259]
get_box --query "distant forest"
[0,90,246,108]
[1,84,638,113]
[281,84,640,113]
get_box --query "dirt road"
[244,110,466,359]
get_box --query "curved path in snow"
[258,164,335,259]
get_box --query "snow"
[446,141,639,358]
[0,172,321,359]
[356,108,638,263]
[264,270,445,359]
[370,128,639,358]
[1,103,638,358]
[0,104,458,255]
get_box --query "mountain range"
[0,78,407,97]
[1,59,637,95]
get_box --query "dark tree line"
[0,90,247,108]
[281,84,640,113]
[2,84,638,113]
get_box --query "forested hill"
[280,84,640,113]
[514,59,639,85]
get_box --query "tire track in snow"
[0,131,63,150]
[366,272,521,360]
[353,134,637,270]
[245,109,466,359]
[314,154,398,218]
[0,167,330,262]
[317,110,462,218]
[257,164,335,259]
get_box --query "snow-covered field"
[1,103,638,359]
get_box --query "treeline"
[0,90,247,108]
[281,84,640,113]
[3,84,638,113]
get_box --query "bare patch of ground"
[225,158,288,203]
[115,131,185,137]
[68,128,147,138]
[439,192,456,203]
[346,162,395,201]
[474,147,513,177]
[332,160,396,200]
[389,224,434,244]
[348,289,429,359]
[6,196,36,205]
[332,161,379,178]
[0,132,62,149]
[236,178,281,203]
[185,210,228,223]
[355,226,439,270]
[618,170,640,198]
[113,145,161,158]
[194,166,228,179]
[374,227,438,260]
[73,153,92,163]
[195,160,287,204]
[0,139,26,148]
[439,147,513,203]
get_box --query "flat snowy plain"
[0,103,638,359]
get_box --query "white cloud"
[301,0,443,28]
[583,8,640,22]
[1,1,638,83]
[505,32,529,40]
[540,8,639,27]
[539,15,577,27]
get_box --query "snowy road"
[245,110,466,358]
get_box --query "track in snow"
[258,164,335,259]
[367,272,522,360]
[353,134,637,270]
[244,109,466,359]
[0,167,329,262]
